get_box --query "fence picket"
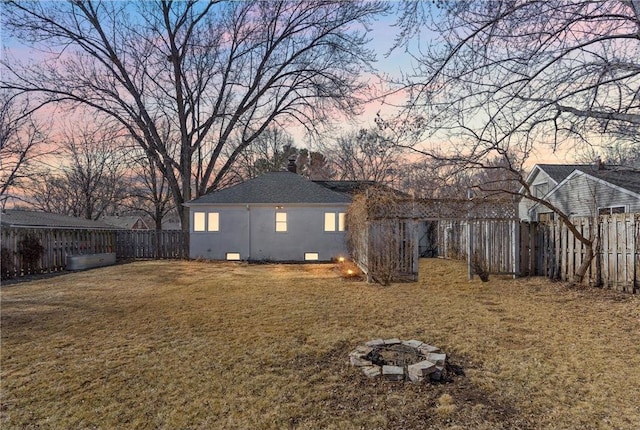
[533,214,638,292]
[1,227,187,280]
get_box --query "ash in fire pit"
[349,338,450,383]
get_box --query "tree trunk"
[573,243,594,285]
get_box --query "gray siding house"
[519,164,640,221]
[185,172,352,262]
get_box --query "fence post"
[467,220,473,280]
[512,219,519,278]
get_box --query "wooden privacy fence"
[437,219,520,276]
[530,214,639,293]
[599,214,639,292]
[1,227,116,279]
[1,227,187,279]
[347,193,519,283]
[348,192,638,292]
[115,230,188,259]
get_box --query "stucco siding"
[189,206,250,260]
[189,204,349,261]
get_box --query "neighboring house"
[184,171,353,262]
[519,163,640,221]
[160,218,182,231]
[1,209,116,230]
[101,215,149,230]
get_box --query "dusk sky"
[1,1,583,167]
[2,6,408,140]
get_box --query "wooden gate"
[347,193,518,283]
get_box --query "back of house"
[185,172,352,262]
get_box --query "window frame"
[304,252,319,261]
[324,212,346,232]
[275,211,287,232]
[193,212,206,232]
[533,182,549,198]
[207,212,219,232]
[324,212,336,232]
[598,206,626,216]
[193,211,219,232]
[538,212,555,222]
[338,212,346,231]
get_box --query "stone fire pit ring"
[349,338,447,383]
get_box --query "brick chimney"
[287,157,297,174]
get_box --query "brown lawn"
[1,259,639,429]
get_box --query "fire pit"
[349,338,447,383]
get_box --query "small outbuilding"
[184,171,352,262]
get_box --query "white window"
[324,212,336,231]
[208,212,219,231]
[194,211,219,232]
[193,212,206,231]
[533,183,548,198]
[598,206,625,216]
[338,212,346,231]
[304,252,319,261]
[325,212,346,232]
[226,252,241,261]
[275,212,287,232]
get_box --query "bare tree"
[28,172,75,216]
[296,148,335,180]
[326,127,403,184]
[0,94,51,208]
[392,0,640,283]
[396,159,471,198]
[576,140,640,169]
[228,127,297,181]
[29,120,128,220]
[2,0,387,232]
[226,126,335,182]
[123,146,176,231]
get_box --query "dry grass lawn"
[2,259,639,429]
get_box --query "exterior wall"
[189,206,250,260]
[189,204,349,261]
[530,173,640,220]
[518,169,556,221]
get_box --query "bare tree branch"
[2,0,388,232]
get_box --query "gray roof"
[1,210,117,229]
[101,215,149,230]
[537,164,590,183]
[313,180,378,195]
[578,166,640,195]
[536,164,640,195]
[188,172,352,205]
